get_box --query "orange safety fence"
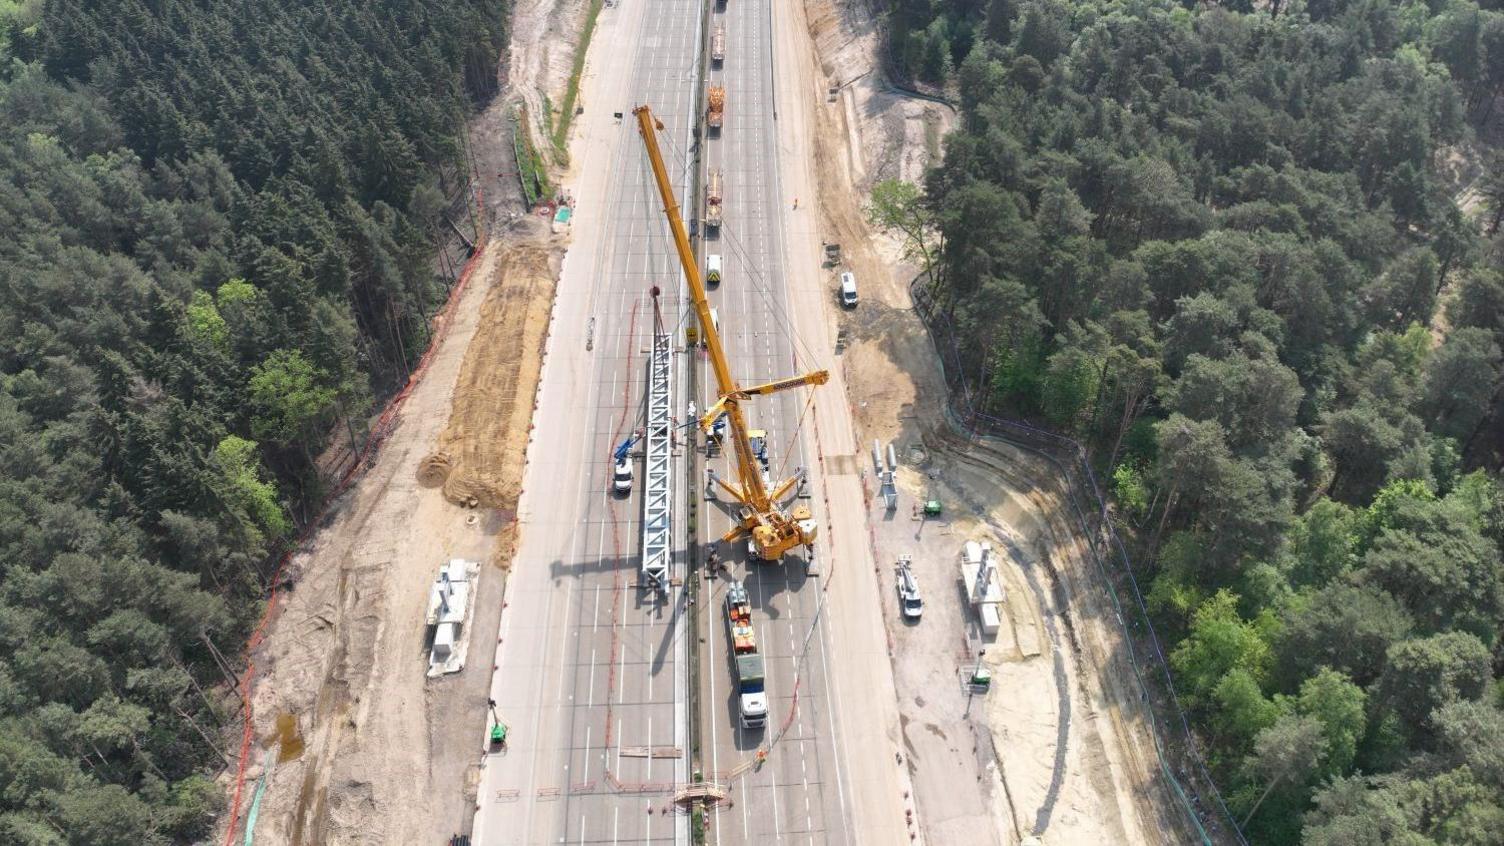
[221,186,488,846]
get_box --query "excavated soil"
[233,0,586,830]
[421,241,558,522]
[230,1,573,818]
[233,0,576,829]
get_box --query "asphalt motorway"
[694,0,855,843]
[471,0,702,842]
[472,0,858,842]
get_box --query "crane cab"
[748,429,768,465]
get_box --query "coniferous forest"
[0,1,504,842]
[4,0,1504,841]
[892,0,1504,841]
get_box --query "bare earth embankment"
[238,227,558,846]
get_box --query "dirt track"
[234,224,559,846]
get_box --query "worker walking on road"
[793,197,799,210]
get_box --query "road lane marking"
[482,1,706,840]
[771,758,784,842]
[741,774,750,839]
[815,564,853,844]
[588,647,597,707]
[617,589,626,703]
[645,721,654,842]
[707,568,722,846]
[558,578,576,702]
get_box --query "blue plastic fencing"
[910,279,1250,846]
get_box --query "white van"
[707,254,722,285]
[839,272,858,307]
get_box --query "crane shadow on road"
[740,558,812,620]
[541,551,687,681]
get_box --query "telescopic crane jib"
[633,105,828,562]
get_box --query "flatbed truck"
[725,581,768,729]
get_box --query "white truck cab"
[839,272,858,307]
[739,680,768,729]
[707,253,722,285]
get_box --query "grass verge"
[541,94,557,150]
[552,0,606,161]
[513,107,550,206]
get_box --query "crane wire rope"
[601,139,686,451]
[634,105,844,786]
[645,132,833,763]
[651,121,825,472]
[772,388,816,484]
[655,127,825,376]
[633,128,709,376]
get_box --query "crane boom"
[694,372,828,434]
[740,372,830,396]
[633,105,825,561]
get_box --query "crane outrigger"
[634,105,828,562]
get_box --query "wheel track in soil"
[924,423,1190,844]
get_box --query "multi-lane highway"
[471,0,701,842]
[695,0,854,843]
[473,0,864,842]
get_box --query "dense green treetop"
[0,0,507,840]
[900,0,1504,840]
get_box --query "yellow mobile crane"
[634,105,828,562]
